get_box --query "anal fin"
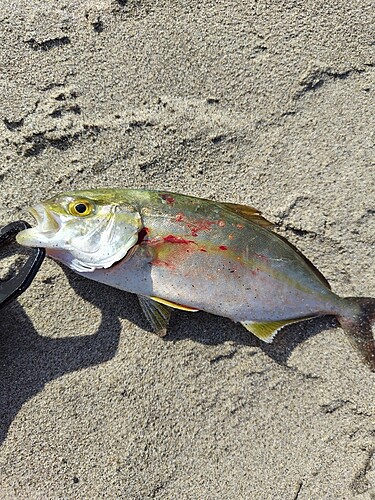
[241,317,313,343]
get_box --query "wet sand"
[0,1,374,498]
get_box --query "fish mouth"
[29,205,61,235]
[16,204,61,247]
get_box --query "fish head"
[16,190,143,272]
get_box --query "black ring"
[0,221,45,309]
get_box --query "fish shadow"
[61,270,339,370]
[166,308,338,365]
[0,270,124,446]
[0,267,335,446]
[65,269,338,369]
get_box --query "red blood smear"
[200,248,207,252]
[152,258,175,269]
[161,194,175,204]
[187,219,215,237]
[164,235,194,244]
[137,227,149,244]
[219,245,228,250]
[174,214,216,237]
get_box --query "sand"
[0,0,374,498]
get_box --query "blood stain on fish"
[187,219,215,237]
[163,235,195,245]
[161,194,175,205]
[174,213,216,237]
[219,245,228,251]
[151,258,175,269]
[137,227,149,244]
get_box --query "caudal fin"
[338,297,375,372]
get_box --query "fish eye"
[68,200,94,217]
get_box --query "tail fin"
[338,297,375,372]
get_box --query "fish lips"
[16,204,61,248]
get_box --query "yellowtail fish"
[16,189,375,371]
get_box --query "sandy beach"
[0,0,374,498]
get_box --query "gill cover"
[17,195,143,273]
[61,203,143,272]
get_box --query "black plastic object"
[0,221,45,309]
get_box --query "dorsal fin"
[221,202,273,229]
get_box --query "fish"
[16,188,375,371]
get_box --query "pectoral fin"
[241,317,312,343]
[138,295,172,337]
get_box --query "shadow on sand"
[0,271,123,445]
[0,267,336,445]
